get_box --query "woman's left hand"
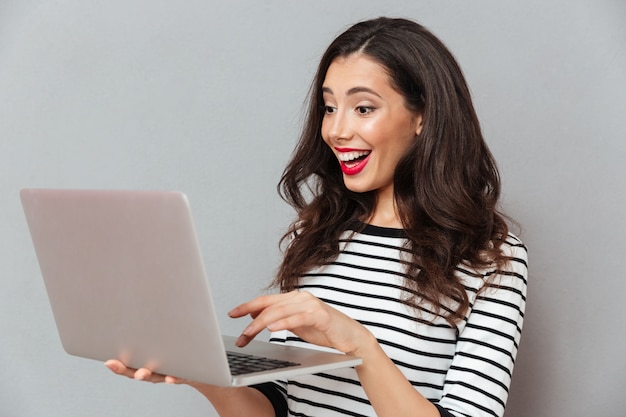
[228,290,373,356]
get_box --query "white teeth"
[338,151,370,162]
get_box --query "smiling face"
[321,54,423,202]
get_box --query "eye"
[324,105,337,115]
[356,106,375,115]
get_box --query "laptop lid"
[20,189,361,386]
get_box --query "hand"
[104,360,278,416]
[104,360,186,385]
[228,290,374,356]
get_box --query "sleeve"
[437,236,528,417]
[251,382,288,417]
[435,403,457,417]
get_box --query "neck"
[366,186,403,228]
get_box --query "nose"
[323,109,353,143]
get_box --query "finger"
[164,375,185,384]
[236,293,313,345]
[133,367,152,381]
[235,333,255,347]
[105,360,169,384]
[228,293,283,318]
[266,311,316,332]
[134,368,169,383]
[105,359,136,379]
[230,290,304,318]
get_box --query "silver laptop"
[20,188,361,386]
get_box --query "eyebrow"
[322,86,383,99]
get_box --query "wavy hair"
[274,17,509,324]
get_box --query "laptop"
[20,188,361,386]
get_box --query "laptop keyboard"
[227,351,300,376]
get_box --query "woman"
[107,17,528,417]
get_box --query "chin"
[342,181,374,194]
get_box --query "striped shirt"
[267,224,528,417]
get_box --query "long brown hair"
[274,17,509,323]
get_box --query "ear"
[414,113,424,136]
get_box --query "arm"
[436,239,528,416]
[355,238,527,417]
[230,292,441,417]
[349,330,442,417]
[191,384,277,417]
[230,238,527,417]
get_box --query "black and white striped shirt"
[266,224,528,417]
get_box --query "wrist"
[348,328,381,361]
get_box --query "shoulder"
[456,233,528,294]
[501,233,528,261]
[499,233,529,285]
[474,233,529,302]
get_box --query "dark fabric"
[254,382,469,417]
[435,403,456,417]
[251,383,288,417]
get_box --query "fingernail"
[135,369,148,380]
[235,334,247,347]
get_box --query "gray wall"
[1,1,624,416]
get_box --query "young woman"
[107,17,528,417]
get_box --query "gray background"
[1,1,624,416]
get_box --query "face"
[321,54,423,198]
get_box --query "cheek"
[357,118,379,137]
[377,127,416,163]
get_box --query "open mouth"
[338,150,371,168]
[337,150,371,175]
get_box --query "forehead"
[323,54,393,89]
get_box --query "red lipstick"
[335,147,371,176]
